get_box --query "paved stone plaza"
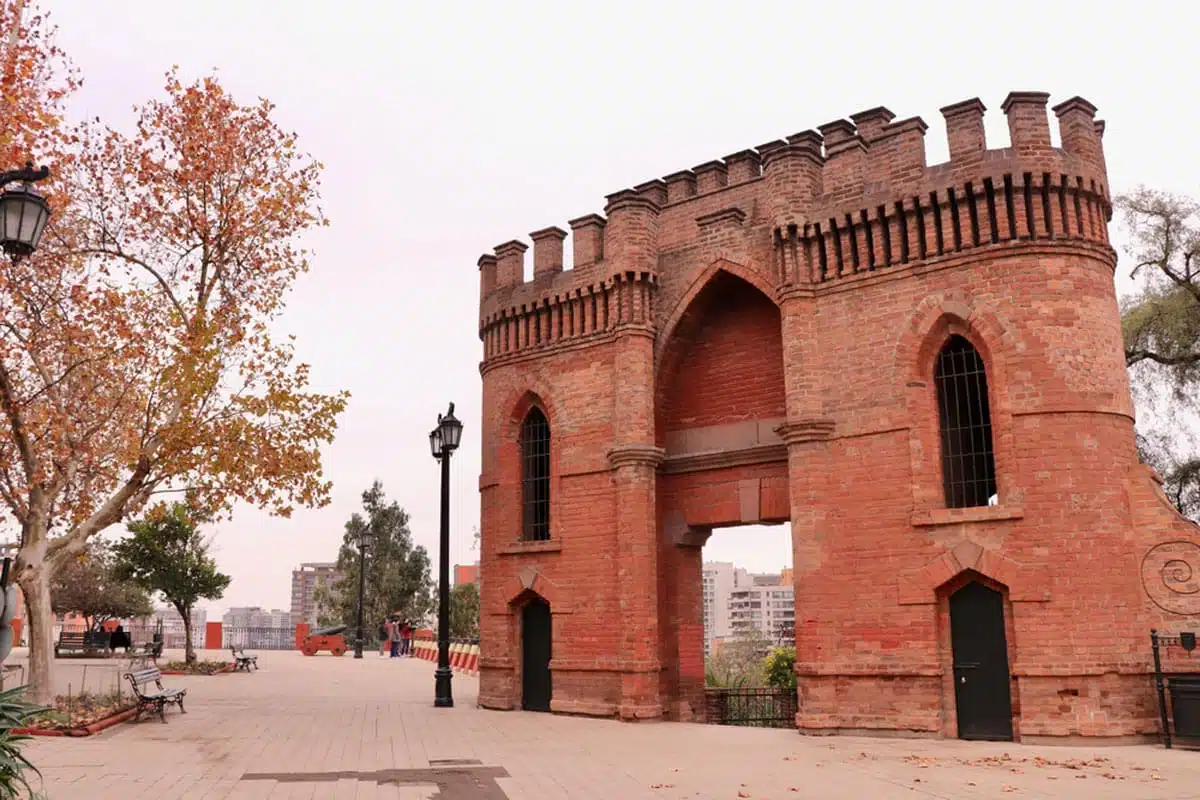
[15,650,1200,798]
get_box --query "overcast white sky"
[44,1,1200,616]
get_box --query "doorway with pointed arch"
[521,595,552,712]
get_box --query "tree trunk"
[18,571,54,706]
[180,606,195,666]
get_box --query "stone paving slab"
[18,650,1200,798]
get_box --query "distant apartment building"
[728,573,795,646]
[123,606,208,650]
[222,606,293,650]
[454,563,480,587]
[223,606,291,629]
[154,606,207,631]
[702,562,795,656]
[702,562,741,657]
[290,562,340,626]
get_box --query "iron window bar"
[934,336,998,508]
[520,408,551,541]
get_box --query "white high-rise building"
[728,573,795,645]
[703,562,795,656]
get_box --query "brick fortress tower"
[475,91,1200,741]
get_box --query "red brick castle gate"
[475,91,1200,740]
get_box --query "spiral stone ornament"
[1141,541,1200,615]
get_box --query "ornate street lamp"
[429,402,463,707]
[0,161,51,261]
[353,523,369,659]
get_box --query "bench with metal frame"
[124,666,187,723]
[230,645,258,672]
[54,630,112,657]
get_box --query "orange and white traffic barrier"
[464,643,479,675]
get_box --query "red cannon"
[300,624,348,656]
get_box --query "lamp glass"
[429,427,443,459]
[0,187,49,255]
[438,412,463,451]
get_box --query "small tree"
[448,582,479,639]
[111,503,230,665]
[318,482,434,632]
[705,628,773,688]
[50,540,152,631]
[763,646,797,690]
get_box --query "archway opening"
[655,267,793,724]
[703,523,795,663]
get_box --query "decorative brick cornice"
[776,284,817,303]
[661,443,786,475]
[606,444,665,470]
[695,207,746,230]
[774,419,836,445]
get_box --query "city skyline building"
[290,562,340,627]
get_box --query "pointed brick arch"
[508,388,555,429]
[894,291,1018,402]
[504,566,572,614]
[897,542,1050,605]
[654,258,780,375]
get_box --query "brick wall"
[477,90,1200,740]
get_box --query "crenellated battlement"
[478,90,1112,364]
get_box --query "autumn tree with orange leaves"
[0,4,347,703]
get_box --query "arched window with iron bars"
[520,407,551,541]
[934,335,998,508]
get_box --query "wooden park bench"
[54,630,111,657]
[54,631,87,657]
[84,630,111,651]
[230,646,258,672]
[124,666,187,723]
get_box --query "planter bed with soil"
[15,692,137,737]
[159,660,234,676]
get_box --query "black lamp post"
[353,524,368,659]
[0,161,51,261]
[429,402,463,708]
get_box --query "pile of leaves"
[160,660,230,675]
[24,691,132,731]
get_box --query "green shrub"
[763,646,797,690]
[0,685,48,799]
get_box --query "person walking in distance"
[389,617,401,658]
[378,620,389,657]
[400,620,412,657]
